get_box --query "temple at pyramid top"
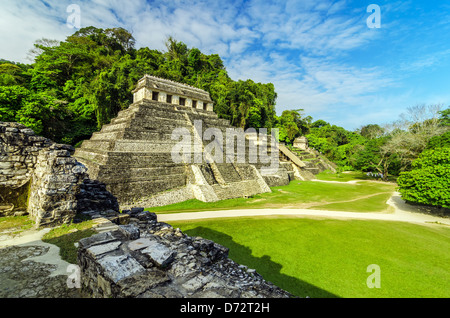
[132,74,214,112]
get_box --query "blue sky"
[1,0,449,130]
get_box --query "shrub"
[397,148,450,208]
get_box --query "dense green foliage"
[275,109,312,143]
[397,147,450,208]
[299,107,449,181]
[0,27,277,145]
[426,131,450,150]
[395,108,450,208]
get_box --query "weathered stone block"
[182,274,215,293]
[117,270,170,297]
[78,231,123,249]
[118,224,140,240]
[141,239,176,268]
[98,255,145,283]
[87,241,122,258]
[136,211,157,221]
[0,162,13,169]
[5,127,19,133]
[128,238,155,251]
[129,207,144,215]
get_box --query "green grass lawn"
[312,192,395,212]
[170,217,450,298]
[0,215,34,233]
[148,171,396,213]
[316,170,369,182]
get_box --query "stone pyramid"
[74,75,294,208]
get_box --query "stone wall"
[0,122,51,189]
[0,122,119,226]
[26,143,87,225]
[77,211,293,298]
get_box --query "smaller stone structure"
[77,210,293,298]
[293,136,308,150]
[289,136,337,175]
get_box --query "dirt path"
[158,192,450,226]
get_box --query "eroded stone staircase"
[287,146,337,175]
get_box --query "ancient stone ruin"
[288,140,337,176]
[75,75,299,209]
[0,122,119,226]
[78,209,293,298]
[293,136,308,150]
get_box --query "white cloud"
[399,49,450,73]
[244,0,377,56]
[0,0,375,63]
[0,0,72,62]
[226,51,396,128]
[1,0,447,131]
[327,0,347,15]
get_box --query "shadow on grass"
[323,171,397,183]
[183,226,339,298]
[42,228,96,264]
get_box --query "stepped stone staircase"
[74,75,293,209]
[286,146,337,176]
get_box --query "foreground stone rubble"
[78,208,293,298]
